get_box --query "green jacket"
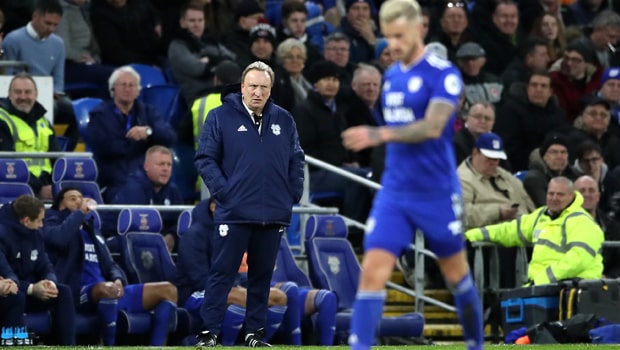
[465,191,604,285]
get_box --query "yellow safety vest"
[191,93,222,149]
[0,109,53,177]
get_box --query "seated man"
[466,176,604,285]
[458,132,535,288]
[86,65,177,203]
[41,187,178,346]
[176,199,288,346]
[524,133,582,206]
[0,195,76,345]
[111,146,184,251]
[575,175,620,279]
[0,73,61,200]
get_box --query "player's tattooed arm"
[384,101,455,143]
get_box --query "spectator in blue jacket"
[42,187,178,346]
[0,195,76,345]
[194,61,305,347]
[86,65,177,203]
[111,145,184,251]
[176,199,288,345]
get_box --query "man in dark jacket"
[194,61,304,347]
[42,187,178,346]
[111,145,184,251]
[0,195,76,345]
[86,65,177,202]
[176,199,288,346]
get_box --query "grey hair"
[324,32,350,47]
[352,63,382,83]
[276,38,307,64]
[549,176,575,192]
[108,65,142,97]
[592,9,620,31]
[379,0,422,24]
[241,61,275,87]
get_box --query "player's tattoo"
[388,101,455,143]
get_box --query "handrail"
[0,61,29,70]
[0,152,93,158]
[304,155,382,191]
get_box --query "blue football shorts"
[79,282,145,312]
[364,190,465,258]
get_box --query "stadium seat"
[272,236,312,287]
[304,215,425,342]
[52,157,103,203]
[176,209,192,237]
[129,64,167,88]
[71,97,103,143]
[513,170,528,182]
[139,85,185,127]
[0,159,34,203]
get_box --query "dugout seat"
[52,157,103,204]
[305,215,425,342]
[0,159,34,203]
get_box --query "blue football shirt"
[80,229,105,286]
[380,52,463,198]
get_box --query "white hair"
[108,65,142,97]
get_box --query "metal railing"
[0,151,93,158]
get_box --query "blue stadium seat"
[272,236,312,287]
[52,157,103,203]
[513,170,528,182]
[139,85,185,127]
[176,209,192,237]
[0,159,34,203]
[71,97,103,144]
[304,215,425,342]
[129,64,167,89]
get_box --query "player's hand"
[0,278,17,296]
[113,279,124,298]
[342,126,384,151]
[32,280,58,300]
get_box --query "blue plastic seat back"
[52,157,103,203]
[514,170,528,182]
[140,85,184,126]
[71,97,103,141]
[176,209,192,237]
[129,63,167,88]
[0,159,34,203]
[272,236,312,288]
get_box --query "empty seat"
[0,159,34,203]
[129,64,167,88]
[71,97,103,143]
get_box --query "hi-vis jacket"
[465,191,604,285]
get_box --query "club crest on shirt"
[219,224,229,237]
[408,77,422,93]
[30,249,38,261]
[383,81,390,91]
[271,124,281,136]
[444,73,462,96]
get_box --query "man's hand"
[78,197,95,214]
[499,205,519,221]
[164,233,176,253]
[32,280,58,301]
[342,126,384,151]
[0,278,18,297]
[126,126,149,141]
[39,185,53,201]
[352,18,375,45]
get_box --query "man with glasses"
[86,66,177,202]
[574,141,620,212]
[551,38,604,122]
[323,32,356,87]
[523,133,582,206]
[569,96,620,170]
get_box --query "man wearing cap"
[246,23,278,67]
[221,0,265,70]
[524,133,582,206]
[458,132,535,229]
[551,37,604,122]
[293,60,372,225]
[569,95,620,170]
[168,2,237,104]
[455,42,503,110]
[466,176,604,286]
[457,131,534,288]
[597,67,620,136]
[337,0,379,64]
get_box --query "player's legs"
[83,282,119,346]
[274,281,300,344]
[305,288,337,345]
[141,281,178,310]
[350,193,412,350]
[417,195,483,350]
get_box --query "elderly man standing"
[194,61,304,347]
[466,176,604,285]
[86,66,177,203]
[0,73,61,200]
